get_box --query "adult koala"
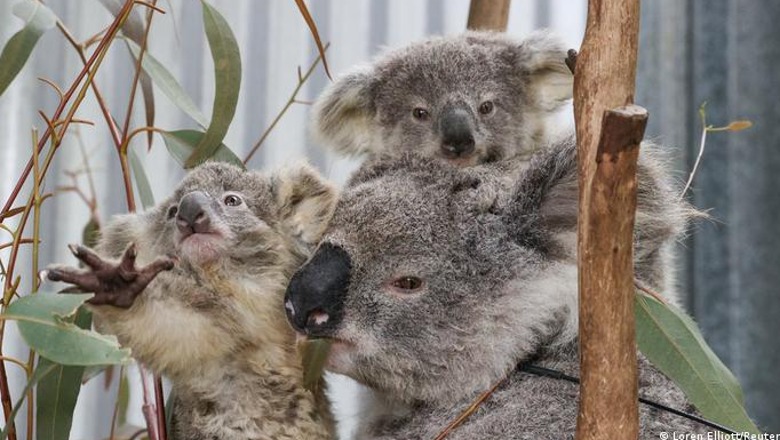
[284,137,706,439]
[312,31,573,166]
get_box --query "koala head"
[284,138,693,405]
[312,30,573,166]
[101,162,337,276]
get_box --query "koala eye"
[390,276,424,293]
[166,206,178,220]
[412,107,430,121]
[223,194,243,207]
[478,100,495,115]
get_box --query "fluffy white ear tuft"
[272,164,338,245]
[519,30,574,112]
[311,66,379,156]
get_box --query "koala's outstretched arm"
[47,243,174,308]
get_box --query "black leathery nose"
[440,107,476,157]
[285,243,351,336]
[177,191,212,234]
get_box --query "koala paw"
[46,243,174,309]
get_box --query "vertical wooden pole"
[573,0,645,439]
[467,0,511,31]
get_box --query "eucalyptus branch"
[1,0,136,218]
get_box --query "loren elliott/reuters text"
[661,433,779,440]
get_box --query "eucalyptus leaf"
[36,309,92,440]
[126,39,208,128]
[299,338,332,393]
[162,129,244,169]
[0,361,57,440]
[636,293,759,434]
[82,217,100,249]
[185,1,242,167]
[128,147,156,209]
[0,0,57,97]
[3,292,131,366]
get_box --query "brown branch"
[466,0,511,31]
[576,106,647,440]
[573,1,644,438]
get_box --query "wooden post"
[467,0,511,31]
[573,0,644,439]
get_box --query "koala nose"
[440,107,476,158]
[285,243,351,336]
[177,191,212,235]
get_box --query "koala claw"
[48,243,175,309]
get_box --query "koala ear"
[505,138,578,247]
[271,165,338,245]
[311,66,379,156]
[517,30,573,112]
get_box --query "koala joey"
[312,30,573,167]
[284,137,705,439]
[47,162,337,440]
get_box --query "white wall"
[0,1,586,438]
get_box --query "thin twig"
[55,21,121,149]
[243,43,330,165]
[433,377,504,440]
[679,109,708,201]
[634,279,668,304]
[0,357,30,375]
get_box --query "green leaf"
[36,309,92,440]
[162,130,244,170]
[0,361,58,440]
[82,217,100,249]
[185,1,242,168]
[125,39,208,128]
[299,338,331,393]
[3,292,131,366]
[165,387,176,439]
[128,147,155,209]
[636,294,759,434]
[118,371,130,426]
[0,1,57,98]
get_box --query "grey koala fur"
[285,136,706,439]
[312,30,573,166]
[48,162,337,440]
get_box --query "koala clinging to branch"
[312,31,573,166]
[47,162,337,440]
[284,137,704,439]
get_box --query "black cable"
[519,364,739,435]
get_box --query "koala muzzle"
[440,107,476,158]
[285,243,351,336]
[176,191,212,236]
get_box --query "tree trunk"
[573,0,645,439]
[466,0,511,31]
